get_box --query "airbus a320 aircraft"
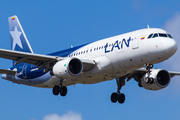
[1,15,180,104]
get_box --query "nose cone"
[163,39,177,56]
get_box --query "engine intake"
[52,58,83,79]
[156,70,170,86]
[141,69,171,90]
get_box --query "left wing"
[0,48,95,71]
[0,48,60,65]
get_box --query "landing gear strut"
[52,79,67,96]
[111,77,126,104]
[145,63,154,84]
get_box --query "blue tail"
[8,15,33,53]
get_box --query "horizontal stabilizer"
[0,69,16,74]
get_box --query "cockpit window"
[152,33,158,38]
[159,33,167,37]
[167,34,173,38]
[148,34,153,39]
[147,33,173,39]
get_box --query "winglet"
[8,15,34,53]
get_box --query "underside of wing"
[168,71,180,78]
[81,59,95,71]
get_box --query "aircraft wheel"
[118,93,125,104]
[60,86,67,96]
[53,85,60,95]
[111,92,118,103]
[138,82,142,87]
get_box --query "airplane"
[0,15,179,104]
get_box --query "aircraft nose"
[163,39,177,56]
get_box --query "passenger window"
[152,33,158,38]
[167,34,173,38]
[148,34,153,39]
[159,33,167,37]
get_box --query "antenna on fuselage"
[147,25,150,28]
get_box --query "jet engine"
[52,57,83,79]
[141,69,171,90]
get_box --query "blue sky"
[0,0,180,120]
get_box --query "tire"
[111,92,118,103]
[138,82,142,87]
[60,86,67,96]
[149,77,154,84]
[118,93,125,104]
[53,85,60,95]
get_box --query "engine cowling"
[141,69,171,90]
[52,57,83,79]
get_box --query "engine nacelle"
[52,57,83,79]
[141,69,171,90]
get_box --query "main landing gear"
[144,63,154,84]
[111,77,126,104]
[52,79,67,96]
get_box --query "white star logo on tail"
[10,26,23,50]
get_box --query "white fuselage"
[3,28,177,88]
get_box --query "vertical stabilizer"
[8,15,33,53]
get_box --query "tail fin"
[8,15,33,53]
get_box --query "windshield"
[147,33,173,39]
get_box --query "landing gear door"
[132,31,142,50]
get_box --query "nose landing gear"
[145,63,154,84]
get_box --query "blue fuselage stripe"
[48,43,88,57]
